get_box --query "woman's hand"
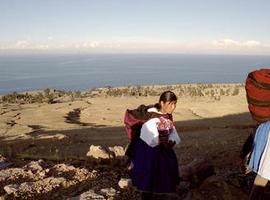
[161,140,176,148]
[168,140,176,147]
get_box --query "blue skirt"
[130,138,180,193]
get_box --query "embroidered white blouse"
[140,107,181,147]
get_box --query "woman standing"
[130,91,181,199]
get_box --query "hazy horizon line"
[1,51,270,57]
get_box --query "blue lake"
[0,53,269,95]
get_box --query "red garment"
[245,69,270,124]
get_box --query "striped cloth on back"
[245,69,270,124]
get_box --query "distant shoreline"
[0,82,244,96]
[0,83,245,105]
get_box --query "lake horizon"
[0,53,269,95]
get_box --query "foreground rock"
[71,188,118,200]
[86,145,113,159]
[0,155,252,200]
[179,157,215,187]
[0,168,37,194]
[108,146,125,157]
[0,155,12,170]
[4,177,67,198]
[86,145,127,166]
[1,161,97,199]
[118,178,132,189]
[100,187,117,197]
[71,189,106,200]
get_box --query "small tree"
[220,89,225,96]
[44,88,50,97]
[232,88,239,96]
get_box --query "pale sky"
[1,0,270,54]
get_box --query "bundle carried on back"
[124,104,170,141]
[124,104,172,159]
[245,69,270,124]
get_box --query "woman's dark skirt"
[130,138,180,194]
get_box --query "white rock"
[118,178,132,189]
[4,184,19,194]
[23,160,43,173]
[100,187,117,196]
[71,190,105,200]
[108,146,125,157]
[0,168,34,182]
[0,155,6,162]
[86,145,111,159]
[37,134,67,140]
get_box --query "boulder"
[71,190,105,200]
[0,168,35,193]
[86,145,128,166]
[36,134,67,140]
[4,184,19,195]
[100,187,117,197]
[108,146,125,157]
[118,178,132,189]
[23,160,44,173]
[0,155,12,170]
[179,157,215,187]
[86,145,112,159]
[3,177,66,198]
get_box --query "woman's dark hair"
[154,91,177,110]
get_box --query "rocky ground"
[0,153,138,200]
[0,151,253,200]
[1,145,269,200]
